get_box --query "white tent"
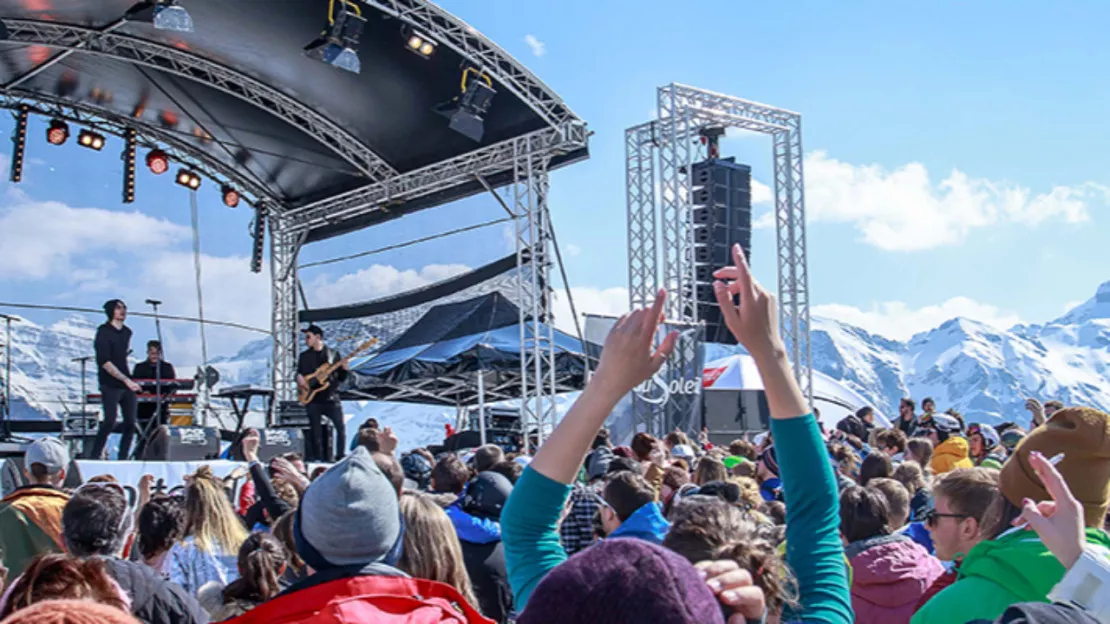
[702,354,890,430]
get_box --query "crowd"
[0,246,1107,623]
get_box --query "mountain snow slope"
[6,280,1110,448]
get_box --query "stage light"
[404,29,436,58]
[437,69,496,142]
[221,184,240,208]
[146,149,169,174]
[46,119,69,145]
[126,1,194,33]
[175,168,201,190]
[122,129,137,204]
[304,2,365,74]
[9,106,28,183]
[78,129,106,151]
[249,207,266,274]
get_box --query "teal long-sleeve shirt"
[774,414,853,624]
[501,414,852,622]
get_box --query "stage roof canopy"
[0,1,587,240]
[345,292,586,405]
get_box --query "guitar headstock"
[354,337,379,354]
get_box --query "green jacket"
[912,526,1110,624]
[0,486,70,579]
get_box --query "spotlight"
[437,69,496,142]
[221,184,240,208]
[404,29,437,58]
[146,149,169,174]
[126,1,195,33]
[175,168,200,190]
[46,119,69,145]
[77,129,106,151]
[122,128,137,204]
[304,2,365,74]
[9,106,28,183]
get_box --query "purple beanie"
[518,539,725,624]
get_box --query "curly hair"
[0,554,128,619]
[663,497,796,614]
[137,496,185,560]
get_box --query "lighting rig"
[436,68,497,142]
[77,129,106,151]
[9,105,28,183]
[249,206,266,273]
[122,128,137,203]
[305,0,366,74]
[175,168,201,190]
[146,149,169,175]
[126,0,194,33]
[403,26,437,59]
[46,119,69,145]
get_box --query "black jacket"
[103,557,210,624]
[459,539,512,624]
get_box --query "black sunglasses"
[924,508,969,527]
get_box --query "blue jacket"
[760,477,783,502]
[446,503,501,545]
[901,521,934,555]
[608,501,669,545]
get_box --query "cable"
[298,216,513,270]
[545,207,588,373]
[189,190,212,425]
[0,303,270,335]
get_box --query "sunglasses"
[924,508,969,527]
[75,481,138,532]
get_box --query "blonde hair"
[183,465,248,554]
[729,476,763,510]
[398,493,479,608]
[694,456,728,486]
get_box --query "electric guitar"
[297,338,379,405]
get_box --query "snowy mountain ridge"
[5,279,1110,448]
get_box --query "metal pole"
[476,371,487,445]
[0,314,19,439]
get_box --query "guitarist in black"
[296,325,349,462]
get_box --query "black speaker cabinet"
[142,426,221,461]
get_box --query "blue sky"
[2,0,1109,363]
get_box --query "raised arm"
[714,244,852,624]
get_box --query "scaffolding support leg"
[270,211,298,404]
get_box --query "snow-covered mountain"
[6,280,1110,447]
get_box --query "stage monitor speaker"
[142,426,221,461]
[256,428,305,462]
[702,389,770,447]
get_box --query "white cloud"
[550,286,631,334]
[524,34,546,57]
[803,151,1107,251]
[813,297,1023,341]
[564,243,581,257]
[752,211,775,229]
[308,263,471,308]
[752,179,773,205]
[0,190,189,280]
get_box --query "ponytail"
[222,532,287,604]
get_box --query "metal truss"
[625,83,813,403]
[511,144,557,453]
[0,18,396,182]
[285,121,588,235]
[364,0,579,130]
[0,90,275,204]
[626,121,659,309]
[269,211,299,405]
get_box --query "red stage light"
[221,184,240,208]
[46,119,69,145]
[146,149,169,174]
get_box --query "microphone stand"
[0,314,19,442]
[71,355,94,457]
[137,299,166,461]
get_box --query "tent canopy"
[345,292,586,405]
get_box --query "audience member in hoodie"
[62,484,208,624]
[451,472,515,623]
[912,407,1110,624]
[598,472,669,544]
[967,423,1005,470]
[913,467,999,614]
[841,486,944,624]
[892,461,932,523]
[224,447,490,624]
[397,493,482,614]
[874,429,908,463]
[0,438,71,580]
[920,414,973,475]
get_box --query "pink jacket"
[847,534,944,624]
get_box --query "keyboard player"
[131,340,177,429]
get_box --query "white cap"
[25,437,70,473]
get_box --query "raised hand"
[695,559,766,623]
[241,432,261,463]
[1016,450,1084,568]
[380,426,399,455]
[593,288,678,397]
[712,244,784,362]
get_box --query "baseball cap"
[302,324,324,337]
[25,437,70,473]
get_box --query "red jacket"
[225,573,493,624]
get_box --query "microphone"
[145,299,162,306]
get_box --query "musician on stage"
[296,325,349,462]
[86,299,141,460]
[131,340,176,429]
